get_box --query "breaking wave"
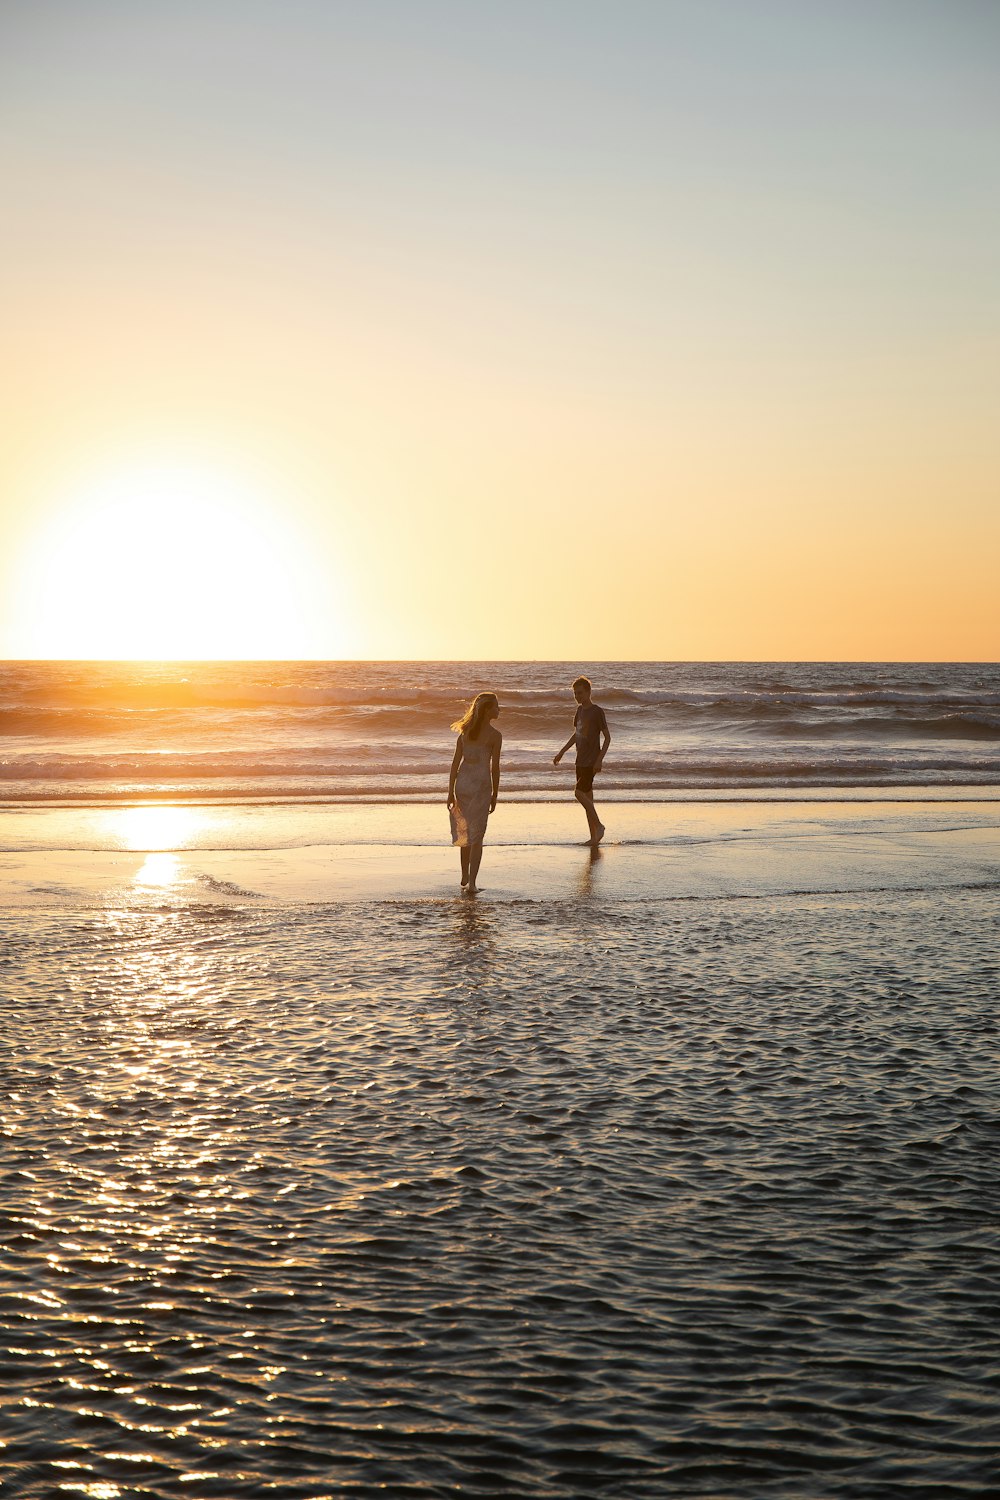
[2,661,998,801]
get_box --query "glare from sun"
[135,851,184,888]
[11,457,338,658]
[110,804,206,852]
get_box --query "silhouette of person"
[448,692,502,894]
[553,675,610,844]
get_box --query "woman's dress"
[450,733,492,846]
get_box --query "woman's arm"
[447,736,463,806]
[490,731,502,811]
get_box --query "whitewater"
[1,661,999,804]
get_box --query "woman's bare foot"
[465,883,479,895]
[591,823,606,845]
[460,874,469,886]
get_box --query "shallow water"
[2,891,999,1496]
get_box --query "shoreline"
[2,797,998,907]
[3,784,1000,807]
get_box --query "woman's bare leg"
[467,842,484,893]
[460,846,470,886]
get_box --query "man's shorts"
[575,764,596,795]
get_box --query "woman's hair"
[451,692,498,740]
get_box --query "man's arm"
[595,709,611,770]
[553,731,576,766]
[553,711,578,765]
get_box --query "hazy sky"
[1,0,997,658]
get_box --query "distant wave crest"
[2,661,998,801]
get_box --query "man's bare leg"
[575,787,605,844]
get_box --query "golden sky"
[1,1,998,659]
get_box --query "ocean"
[2,660,999,804]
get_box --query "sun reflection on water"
[107,804,212,852]
[135,852,182,887]
[101,806,223,893]
[59,1485,124,1499]
[57,907,252,1287]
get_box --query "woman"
[447,692,502,894]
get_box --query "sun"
[11,455,337,658]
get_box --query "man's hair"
[572,676,592,695]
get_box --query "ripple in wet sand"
[2,890,998,1496]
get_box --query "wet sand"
[1,798,998,906]
[2,801,999,1497]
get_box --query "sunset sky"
[1,0,997,660]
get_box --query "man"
[553,675,610,844]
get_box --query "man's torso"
[574,703,606,767]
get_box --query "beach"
[3,663,999,1494]
[3,793,1000,1497]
